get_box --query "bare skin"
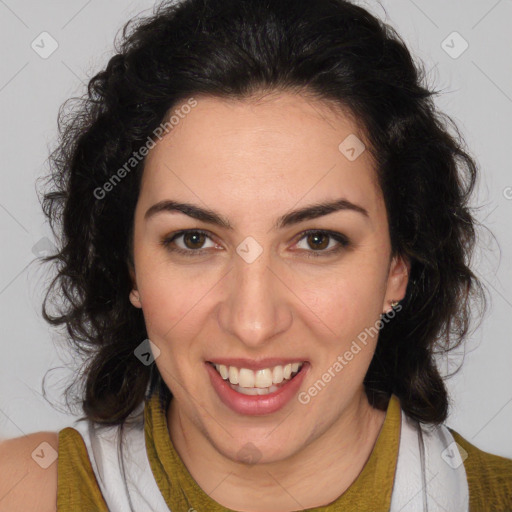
[129,90,409,511]
[0,432,58,512]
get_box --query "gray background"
[0,0,511,458]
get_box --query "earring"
[381,300,400,318]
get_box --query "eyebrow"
[144,198,369,229]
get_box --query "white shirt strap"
[390,407,470,512]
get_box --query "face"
[129,91,409,463]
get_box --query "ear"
[382,253,410,313]
[128,265,142,309]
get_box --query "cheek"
[298,263,385,331]
[302,276,383,391]
[133,244,188,320]
[136,259,223,348]
[136,267,194,338]
[137,275,205,384]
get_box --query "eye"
[293,230,350,258]
[161,230,218,255]
[161,228,350,258]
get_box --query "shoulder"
[0,431,59,512]
[449,428,512,512]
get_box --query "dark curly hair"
[38,0,487,426]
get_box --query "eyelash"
[160,229,350,258]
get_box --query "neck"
[167,390,387,512]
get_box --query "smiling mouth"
[207,361,305,396]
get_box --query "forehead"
[139,92,383,221]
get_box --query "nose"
[217,247,293,349]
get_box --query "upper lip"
[206,358,308,371]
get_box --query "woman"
[1,0,511,510]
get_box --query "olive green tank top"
[57,392,512,511]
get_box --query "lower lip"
[205,362,309,416]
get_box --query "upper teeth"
[213,362,304,388]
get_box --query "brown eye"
[294,230,350,258]
[161,230,217,255]
[182,231,207,249]
[306,232,330,250]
